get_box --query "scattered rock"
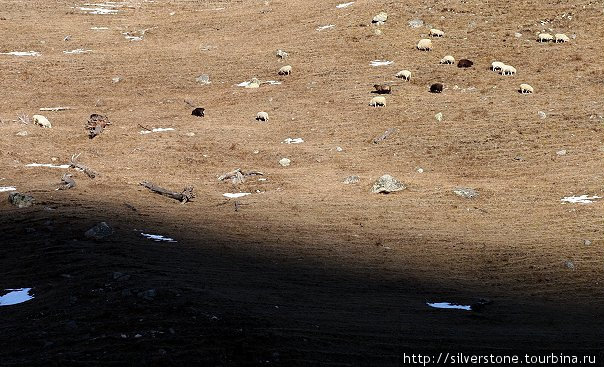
[87,114,111,139]
[556,149,567,156]
[435,112,443,122]
[138,289,157,300]
[276,49,289,59]
[583,239,592,246]
[191,107,205,117]
[8,192,34,208]
[453,187,478,199]
[417,168,424,173]
[372,11,387,24]
[15,130,28,136]
[57,174,75,190]
[84,222,114,240]
[371,175,406,194]
[564,260,575,270]
[279,158,291,167]
[408,19,424,28]
[538,111,546,119]
[335,146,343,152]
[514,32,522,38]
[374,29,382,36]
[195,74,211,85]
[112,76,122,83]
[343,175,360,184]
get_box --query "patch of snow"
[223,193,251,199]
[141,233,177,243]
[0,51,40,57]
[0,288,34,306]
[140,128,175,134]
[78,7,119,14]
[63,49,92,54]
[90,26,110,30]
[0,186,17,192]
[336,2,354,8]
[427,302,471,311]
[316,25,335,31]
[370,60,393,67]
[282,138,304,144]
[25,163,70,168]
[561,195,601,204]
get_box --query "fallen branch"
[69,153,97,178]
[372,127,397,144]
[138,123,152,131]
[140,181,194,203]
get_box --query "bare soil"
[1,0,603,365]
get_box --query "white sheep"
[429,28,444,37]
[278,65,292,75]
[554,33,570,43]
[538,33,554,42]
[417,38,433,51]
[369,96,386,107]
[33,114,52,128]
[491,61,505,71]
[395,69,411,81]
[440,55,455,64]
[501,65,516,76]
[519,83,534,94]
[256,111,269,121]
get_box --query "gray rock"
[583,239,592,246]
[538,111,546,119]
[371,175,406,194]
[453,187,479,199]
[138,289,157,300]
[564,260,575,270]
[514,32,522,38]
[84,222,114,240]
[343,175,360,184]
[435,112,443,122]
[408,19,424,28]
[196,74,211,85]
[8,192,34,208]
[279,157,291,167]
[16,130,28,136]
[556,149,567,156]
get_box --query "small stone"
[335,146,343,152]
[16,130,28,136]
[538,111,546,119]
[435,112,443,122]
[583,239,592,246]
[112,76,121,83]
[343,175,360,184]
[374,29,382,36]
[138,289,157,300]
[84,222,114,240]
[556,149,567,156]
[372,12,387,23]
[453,187,478,199]
[514,32,522,38]
[371,175,406,194]
[276,49,289,59]
[186,132,195,137]
[134,334,142,338]
[417,168,424,173]
[408,19,424,28]
[196,74,211,85]
[9,192,34,208]
[279,158,291,167]
[564,260,575,270]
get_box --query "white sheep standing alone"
[395,70,412,81]
[278,65,292,75]
[554,33,570,43]
[538,33,554,42]
[417,39,433,51]
[440,55,455,64]
[256,111,269,121]
[519,83,534,94]
[429,28,444,37]
[33,114,52,128]
[491,61,505,72]
[369,96,386,107]
[501,65,516,76]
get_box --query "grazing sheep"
[33,114,52,128]
[538,33,554,42]
[429,28,444,37]
[417,38,433,51]
[369,96,386,107]
[430,83,443,93]
[256,111,269,121]
[278,65,292,75]
[373,84,391,94]
[501,65,516,75]
[395,69,412,81]
[372,12,387,23]
[491,61,505,71]
[519,83,534,94]
[191,107,205,117]
[554,33,570,43]
[457,59,473,68]
[440,55,455,64]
